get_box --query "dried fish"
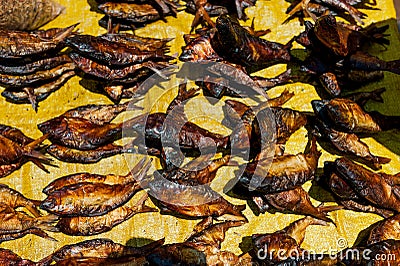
[70,52,169,80]
[149,178,247,221]
[0,0,64,31]
[330,157,400,213]
[57,194,157,236]
[239,138,321,193]
[43,157,150,194]
[0,184,42,217]
[38,238,165,266]
[147,218,247,265]
[1,70,75,112]
[366,214,400,245]
[251,216,328,264]
[312,98,381,133]
[0,204,58,243]
[45,143,134,164]
[99,32,172,52]
[37,101,143,150]
[0,62,75,87]
[212,15,291,73]
[66,34,174,66]
[0,127,49,178]
[98,2,176,24]
[0,54,71,75]
[324,162,394,218]
[314,119,390,169]
[40,161,150,217]
[0,24,77,59]
[252,187,342,222]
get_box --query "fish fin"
[369,87,386,103]
[22,87,38,112]
[53,23,79,42]
[30,228,58,242]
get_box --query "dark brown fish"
[324,162,394,218]
[160,155,232,185]
[0,127,49,177]
[0,0,64,31]
[0,62,75,87]
[45,143,134,164]
[38,238,165,266]
[332,157,400,213]
[252,186,342,222]
[315,120,390,169]
[70,52,169,80]
[56,194,157,236]
[40,162,150,217]
[0,248,35,266]
[37,101,143,150]
[1,70,75,112]
[0,54,71,75]
[212,15,291,73]
[43,157,150,194]
[0,24,77,59]
[147,218,247,265]
[251,216,328,264]
[98,2,176,24]
[312,98,381,133]
[239,138,321,193]
[99,33,172,52]
[149,179,247,221]
[65,34,173,66]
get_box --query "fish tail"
[30,228,58,242]
[54,23,79,42]
[369,87,386,103]
[35,214,60,232]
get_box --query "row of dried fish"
[65,31,175,102]
[0,184,58,243]
[94,0,179,31]
[0,25,78,111]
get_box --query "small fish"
[251,216,328,264]
[0,128,49,178]
[43,158,150,194]
[37,101,143,150]
[66,34,174,66]
[213,15,291,73]
[56,194,157,236]
[253,186,342,222]
[0,24,77,59]
[1,70,75,112]
[239,138,321,193]
[0,184,42,217]
[38,238,165,265]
